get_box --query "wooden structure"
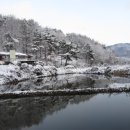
[0,52,28,61]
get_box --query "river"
[0,74,130,130]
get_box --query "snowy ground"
[57,64,130,75]
[0,63,57,85]
[0,63,130,85]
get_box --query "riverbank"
[0,87,130,99]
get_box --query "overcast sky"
[0,0,130,45]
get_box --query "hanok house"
[0,51,28,63]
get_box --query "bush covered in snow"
[33,65,43,76]
[65,65,76,69]
[43,66,57,76]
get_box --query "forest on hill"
[0,15,117,67]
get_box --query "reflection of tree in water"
[0,94,95,130]
[2,74,130,94]
[1,75,100,92]
[1,75,130,129]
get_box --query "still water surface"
[0,75,130,130]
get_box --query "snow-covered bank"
[0,87,130,99]
[1,74,130,94]
[0,63,57,85]
[57,65,130,75]
[0,64,24,85]
[1,63,130,85]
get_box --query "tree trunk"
[65,56,68,66]
[45,47,47,65]
[61,56,62,65]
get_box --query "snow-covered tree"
[3,32,19,51]
[0,15,118,66]
[19,19,40,54]
[0,17,6,27]
[85,44,94,65]
[59,41,79,66]
[31,30,42,59]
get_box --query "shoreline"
[0,87,130,99]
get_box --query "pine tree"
[20,19,31,54]
[86,44,94,66]
[59,41,79,66]
[32,30,42,59]
[4,33,19,51]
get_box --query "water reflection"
[1,74,130,130]
[0,93,130,130]
[0,95,94,130]
[1,74,130,93]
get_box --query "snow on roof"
[0,52,27,56]
[0,52,9,56]
[59,53,71,56]
[16,52,27,56]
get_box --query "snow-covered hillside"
[108,43,130,58]
[0,15,117,66]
